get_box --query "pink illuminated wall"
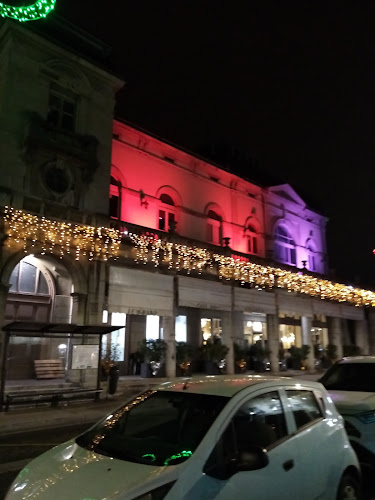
[111,121,328,274]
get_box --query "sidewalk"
[0,371,322,437]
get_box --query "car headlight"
[135,482,176,500]
[356,411,375,424]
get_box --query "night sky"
[52,1,375,287]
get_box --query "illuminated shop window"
[243,320,265,347]
[110,312,126,362]
[280,324,302,349]
[201,318,222,344]
[246,225,258,254]
[47,83,76,131]
[175,315,187,342]
[274,226,296,266]
[109,176,121,220]
[146,315,160,340]
[158,194,176,232]
[207,210,222,245]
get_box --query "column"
[327,317,343,360]
[0,282,10,408]
[163,316,176,378]
[86,260,107,325]
[266,314,280,374]
[186,308,201,348]
[367,310,375,355]
[71,292,88,324]
[301,316,315,372]
[354,319,368,355]
[221,312,235,375]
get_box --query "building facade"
[0,19,374,385]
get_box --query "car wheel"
[336,474,360,500]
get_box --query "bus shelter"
[0,321,120,410]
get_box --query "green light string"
[142,453,156,462]
[164,450,192,466]
[0,1,56,22]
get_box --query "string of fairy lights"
[3,206,375,307]
[0,0,56,22]
[3,206,121,261]
[128,232,375,307]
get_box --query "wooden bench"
[34,359,65,379]
[4,388,103,412]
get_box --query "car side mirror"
[205,446,269,480]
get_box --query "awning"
[2,321,120,336]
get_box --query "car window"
[286,390,323,429]
[207,390,287,470]
[204,391,288,477]
[76,390,228,466]
[233,391,288,447]
[320,363,375,392]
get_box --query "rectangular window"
[146,315,160,340]
[309,254,316,271]
[158,210,166,231]
[109,195,119,219]
[207,223,214,242]
[111,312,126,362]
[168,212,175,229]
[286,390,323,429]
[175,315,187,342]
[47,85,76,132]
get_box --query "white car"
[319,355,375,470]
[6,375,360,500]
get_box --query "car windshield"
[76,390,229,466]
[320,363,375,392]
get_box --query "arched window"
[159,193,176,231]
[9,261,49,295]
[307,246,316,271]
[246,225,258,255]
[274,226,296,266]
[207,210,222,245]
[110,176,121,220]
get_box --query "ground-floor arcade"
[0,240,373,384]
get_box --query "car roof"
[155,374,324,397]
[337,355,375,364]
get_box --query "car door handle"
[283,459,294,471]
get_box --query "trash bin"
[108,365,119,394]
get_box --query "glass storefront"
[201,318,222,344]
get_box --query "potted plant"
[101,342,120,381]
[250,342,270,372]
[176,341,194,376]
[138,338,167,377]
[200,340,229,375]
[289,345,303,370]
[233,343,247,373]
[325,343,338,367]
[300,344,311,370]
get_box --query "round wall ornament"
[0,0,56,22]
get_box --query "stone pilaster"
[327,317,343,359]
[354,319,369,355]
[301,316,315,372]
[367,310,375,355]
[221,311,235,375]
[163,315,176,378]
[266,313,280,374]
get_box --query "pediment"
[267,184,306,207]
